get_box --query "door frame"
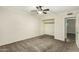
[64,17,76,42]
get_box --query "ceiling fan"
[31,6,50,14]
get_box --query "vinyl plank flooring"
[0,35,79,52]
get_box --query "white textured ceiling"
[2,6,79,19]
[6,6,79,13]
[9,6,79,19]
[22,6,79,13]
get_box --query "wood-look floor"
[0,35,79,52]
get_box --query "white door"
[44,24,54,35]
[76,14,79,48]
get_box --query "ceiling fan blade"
[43,11,47,14]
[36,6,39,9]
[43,9,49,11]
[39,6,42,8]
[36,6,42,11]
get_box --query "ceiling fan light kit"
[37,11,43,14]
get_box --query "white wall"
[0,7,40,46]
[40,20,45,35]
[54,14,65,41]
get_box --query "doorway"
[65,17,76,42]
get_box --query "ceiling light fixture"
[37,11,43,14]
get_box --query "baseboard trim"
[0,35,41,47]
[54,39,65,42]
